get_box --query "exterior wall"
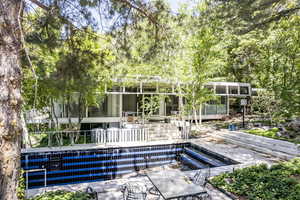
[26,81,253,124]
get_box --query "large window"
[143,87,157,93]
[204,96,227,115]
[240,86,249,95]
[229,86,238,94]
[216,86,226,94]
[125,87,139,93]
[107,85,122,92]
[88,97,108,117]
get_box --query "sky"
[91,0,196,32]
[168,0,189,11]
[167,0,196,12]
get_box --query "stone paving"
[26,133,283,200]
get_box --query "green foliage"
[245,128,300,144]
[251,90,281,123]
[111,3,198,82]
[22,11,114,127]
[17,170,25,200]
[209,0,300,35]
[29,132,92,147]
[140,95,167,119]
[211,158,300,200]
[29,190,91,200]
[201,1,300,118]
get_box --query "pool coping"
[22,139,189,153]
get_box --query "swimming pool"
[21,142,238,189]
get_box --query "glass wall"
[88,94,120,117]
[166,96,179,116]
[216,85,226,94]
[240,86,249,95]
[203,96,227,115]
[123,94,137,112]
[229,86,238,95]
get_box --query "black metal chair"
[121,182,147,200]
[148,186,161,200]
[191,169,211,200]
[86,186,105,200]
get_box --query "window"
[216,86,226,94]
[107,86,122,92]
[221,96,227,104]
[252,90,258,96]
[240,86,249,95]
[125,87,139,93]
[229,86,238,94]
[143,87,157,93]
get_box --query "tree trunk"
[199,104,202,125]
[193,106,198,127]
[0,1,23,199]
[50,98,59,130]
[21,113,31,148]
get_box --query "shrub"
[210,158,300,200]
[29,190,91,200]
[245,128,300,144]
[17,170,25,200]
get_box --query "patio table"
[146,169,207,200]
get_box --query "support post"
[243,105,245,128]
[119,94,123,127]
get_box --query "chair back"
[193,168,210,186]
[122,182,147,200]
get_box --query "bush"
[17,170,25,200]
[245,128,300,144]
[210,158,300,200]
[29,190,91,200]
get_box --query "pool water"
[21,143,238,189]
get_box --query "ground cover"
[28,191,91,200]
[245,128,300,144]
[28,132,92,147]
[210,158,300,200]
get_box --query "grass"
[210,158,300,200]
[245,128,300,144]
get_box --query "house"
[26,75,252,129]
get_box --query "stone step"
[228,130,299,149]
[209,133,296,160]
[217,130,300,156]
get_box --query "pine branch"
[238,6,300,34]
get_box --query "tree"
[251,90,280,125]
[202,0,300,118]
[210,0,300,34]
[0,0,164,199]
[0,1,23,199]
[183,2,224,125]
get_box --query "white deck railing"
[92,128,150,144]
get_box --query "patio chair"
[121,182,147,200]
[86,186,105,200]
[191,169,211,200]
[148,186,161,200]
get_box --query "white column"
[119,94,123,118]
[159,97,165,116]
[227,96,230,115]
